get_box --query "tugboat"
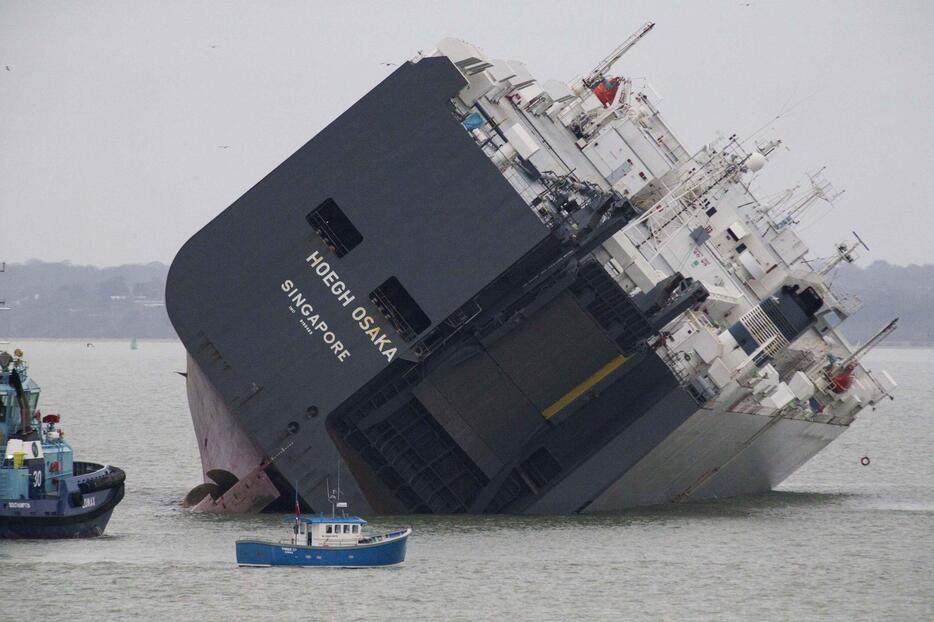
[0,348,125,538]
[236,486,411,568]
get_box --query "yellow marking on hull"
[541,354,628,420]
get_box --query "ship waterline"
[167,28,896,515]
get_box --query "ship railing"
[465,109,552,221]
[824,284,862,318]
[655,310,725,404]
[501,166,546,211]
[657,345,707,405]
[710,394,813,422]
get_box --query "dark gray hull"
[0,463,125,538]
[182,361,848,515]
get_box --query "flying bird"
[4,66,9,72]
[379,62,397,67]
[217,145,231,149]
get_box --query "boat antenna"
[332,459,349,518]
[327,477,336,518]
[294,479,301,523]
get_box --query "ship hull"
[583,408,846,512]
[182,361,848,515]
[166,50,869,517]
[181,355,283,512]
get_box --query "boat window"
[325,525,333,534]
[0,394,7,422]
[343,525,351,534]
[306,198,363,258]
[352,525,359,534]
[27,392,38,411]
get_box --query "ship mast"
[818,232,870,276]
[772,168,844,228]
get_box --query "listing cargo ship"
[167,24,897,515]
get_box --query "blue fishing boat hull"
[236,530,410,567]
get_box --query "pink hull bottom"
[182,355,282,512]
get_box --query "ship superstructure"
[167,25,897,515]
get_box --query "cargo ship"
[167,24,897,515]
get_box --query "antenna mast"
[773,168,844,227]
[583,22,655,88]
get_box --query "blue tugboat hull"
[0,508,117,539]
[237,531,409,567]
[0,465,125,539]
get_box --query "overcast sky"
[2,1,932,268]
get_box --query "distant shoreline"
[2,259,930,347]
[2,337,930,350]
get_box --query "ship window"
[705,207,717,217]
[369,277,431,342]
[343,525,351,534]
[736,243,748,254]
[306,198,363,258]
[325,525,333,534]
[0,394,7,422]
[352,525,359,534]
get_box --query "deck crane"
[582,21,655,88]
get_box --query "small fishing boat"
[236,487,411,568]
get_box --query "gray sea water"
[1,340,931,621]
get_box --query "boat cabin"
[1,351,74,501]
[290,516,367,547]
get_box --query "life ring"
[860,456,871,466]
